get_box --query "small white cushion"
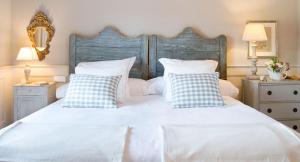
[128,78,148,96]
[159,58,218,101]
[75,57,136,103]
[56,83,69,99]
[145,77,165,95]
[219,79,239,99]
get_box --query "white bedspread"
[0,122,128,162]
[1,96,300,162]
[161,124,300,162]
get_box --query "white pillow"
[77,57,135,69]
[145,77,165,95]
[75,57,136,102]
[128,78,148,96]
[159,58,218,101]
[56,83,69,99]
[219,79,239,99]
[57,78,163,99]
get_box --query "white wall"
[0,0,12,127]
[298,0,300,74]
[0,0,12,66]
[11,0,300,68]
[0,67,13,127]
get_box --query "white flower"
[276,63,283,68]
[265,61,273,66]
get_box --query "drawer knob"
[293,125,298,130]
[293,108,298,113]
[293,90,298,95]
[267,108,272,113]
[267,91,272,95]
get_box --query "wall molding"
[13,64,68,69]
[227,65,300,77]
[227,65,300,68]
[0,66,14,70]
[7,64,300,78]
[10,64,300,68]
[13,65,69,78]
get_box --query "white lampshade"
[242,23,267,42]
[16,47,38,61]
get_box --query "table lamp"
[16,47,38,84]
[243,23,267,77]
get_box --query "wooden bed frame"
[69,26,227,79]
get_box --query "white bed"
[1,27,300,162]
[1,95,299,162]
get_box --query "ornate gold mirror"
[27,11,55,60]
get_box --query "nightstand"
[242,79,300,132]
[13,82,56,121]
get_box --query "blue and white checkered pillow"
[62,74,121,108]
[169,73,224,108]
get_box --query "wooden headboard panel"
[69,26,149,79]
[149,27,227,79]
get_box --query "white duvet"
[1,96,300,162]
[161,124,300,162]
[0,123,128,162]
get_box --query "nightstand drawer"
[15,96,46,120]
[280,120,300,132]
[15,87,46,96]
[260,85,300,101]
[260,103,300,120]
[13,83,56,121]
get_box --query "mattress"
[2,96,299,162]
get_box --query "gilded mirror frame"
[27,11,55,60]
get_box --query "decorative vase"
[268,70,287,81]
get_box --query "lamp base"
[24,65,31,84]
[250,57,258,76]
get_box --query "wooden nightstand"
[13,82,56,121]
[242,79,300,132]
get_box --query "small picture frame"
[247,21,278,58]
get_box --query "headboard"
[69,26,149,79]
[149,27,227,79]
[69,26,227,80]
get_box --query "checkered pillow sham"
[169,73,224,108]
[62,74,121,108]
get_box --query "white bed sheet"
[7,96,300,162]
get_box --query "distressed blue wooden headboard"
[69,26,149,79]
[69,26,227,80]
[149,27,227,79]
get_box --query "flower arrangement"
[265,57,289,73]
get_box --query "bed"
[0,26,300,162]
